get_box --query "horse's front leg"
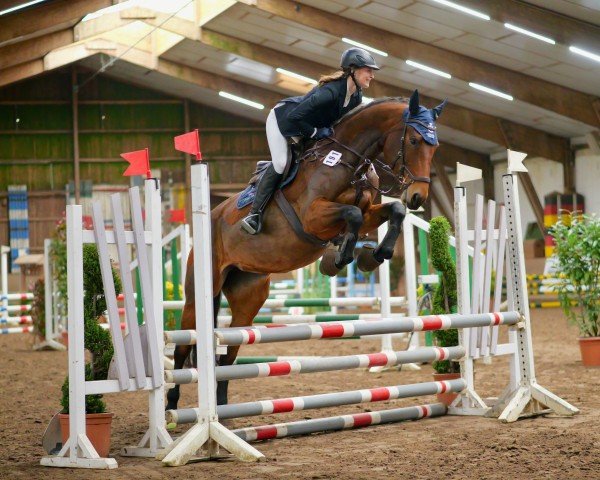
[334,205,364,268]
[356,201,406,271]
[303,199,363,275]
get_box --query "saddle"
[236,140,330,247]
[236,141,305,210]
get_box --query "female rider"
[241,47,379,235]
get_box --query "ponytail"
[318,69,350,86]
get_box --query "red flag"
[121,148,150,178]
[174,129,202,160]
[168,209,186,223]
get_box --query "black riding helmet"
[340,47,380,70]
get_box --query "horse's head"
[381,90,446,209]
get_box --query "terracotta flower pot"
[59,413,114,458]
[578,337,600,367]
[432,372,462,406]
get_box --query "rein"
[304,115,433,198]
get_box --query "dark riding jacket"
[274,77,362,138]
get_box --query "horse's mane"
[334,96,408,127]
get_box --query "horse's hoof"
[319,250,342,276]
[356,245,383,272]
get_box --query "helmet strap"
[350,69,361,94]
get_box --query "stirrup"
[241,213,261,235]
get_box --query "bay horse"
[166,89,446,410]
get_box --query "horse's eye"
[409,137,418,146]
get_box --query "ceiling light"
[469,82,513,101]
[406,60,451,79]
[276,68,317,85]
[469,82,514,102]
[0,0,46,16]
[569,46,600,63]
[504,23,555,44]
[342,38,388,57]
[429,0,490,21]
[218,91,264,110]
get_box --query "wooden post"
[71,67,80,204]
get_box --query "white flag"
[456,163,482,186]
[507,149,528,173]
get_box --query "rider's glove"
[312,127,334,140]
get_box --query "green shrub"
[60,243,122,414]
[550,213,600,337]
[31,278,46,337]
[429,217,460,374]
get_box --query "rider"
[240,47,379,235]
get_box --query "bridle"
[308,114,434,198]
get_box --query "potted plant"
[550,212,600,366]
[427,217,460,404]
[57,243,122,457]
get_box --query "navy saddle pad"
[236,160,300,209]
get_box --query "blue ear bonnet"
[402,107,438,146]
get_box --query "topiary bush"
[60,243,122,414]
[30,278,46,338]
[429,216,460,374]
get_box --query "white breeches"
[266,107,290,174]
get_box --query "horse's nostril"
[411,193,422,208]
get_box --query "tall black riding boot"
[241,164,283,235]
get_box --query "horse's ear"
[409,89,420,116]
[432,98,448,120]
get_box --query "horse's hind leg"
[218,269,271,405]
[165,298,195,411]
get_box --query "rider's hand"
[313,127,334,140]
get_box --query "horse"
[166,89,446,410]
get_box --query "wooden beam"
[0,59,44,87]
[0,0,112,47]
[496,119,568,163]
[433,143,488,171]
[429,185,453,227]
[563,150,576,194]
[458,0,600,51]
[519,172,546,235]
[432,162,454,208]
[0,29,73,70]
[200,28,569,163]
[252,0,599,128]
[481,156,494,202]
[156,58,282,110]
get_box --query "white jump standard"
[160,158,577,466]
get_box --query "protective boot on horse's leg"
[240,163,282,235]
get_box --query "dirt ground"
[0,306,598,480]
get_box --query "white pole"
[403,214,418,349]
[296,267,304,295]
[1,245,8,319]
[329,275,337,314]
[451,186,487,414]
[36,239,65,351]
[377,195,393,352]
